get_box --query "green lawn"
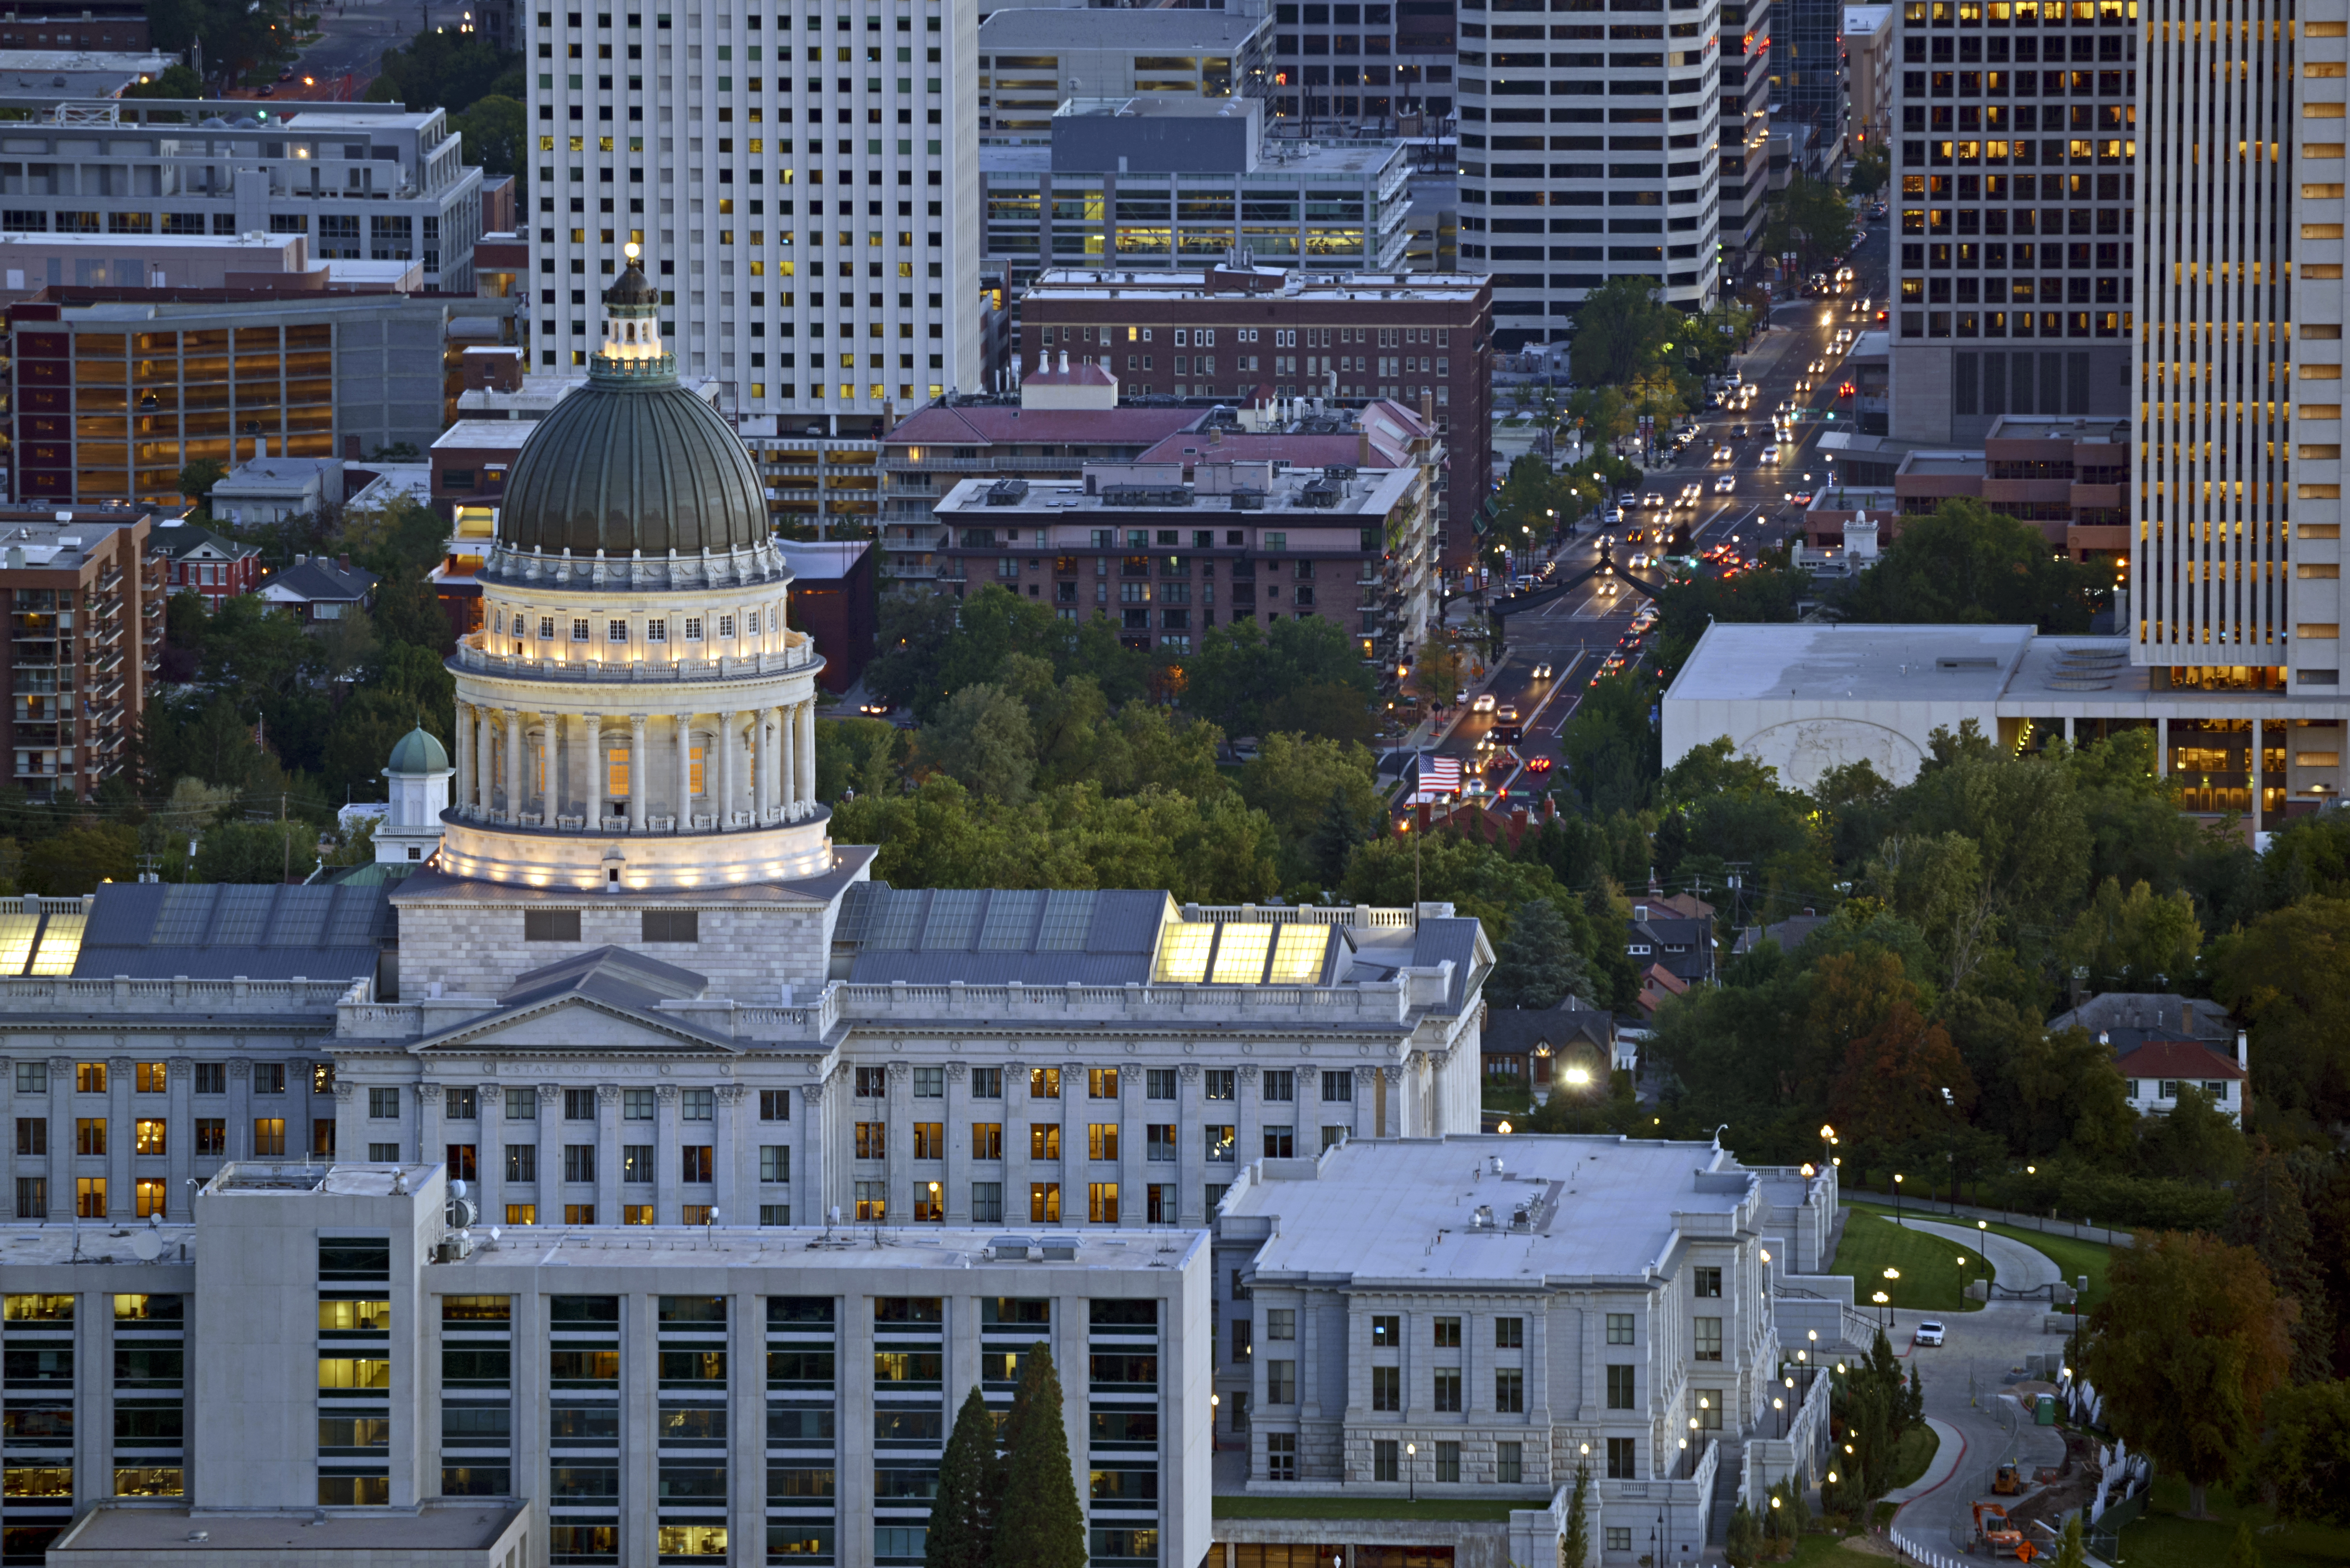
[1845,1200,2118,1312]
[2119,1474,2350,1568]
[1887,1422,1940,1492]
[1828,1210,1987,1312]
[1211,1496,1524,1523]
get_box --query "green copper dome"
[495,259,771,558]
[385,725,450,776]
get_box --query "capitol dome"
[384,725,449,776]
[495,258,770,558]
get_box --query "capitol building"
[0,260,1490,1568]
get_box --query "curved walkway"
[1883,1416,1966,1503]
[1896,1217,2063,1293]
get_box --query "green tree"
[1560,1453,1593,1568]
[1849,141,1891,198]
[2260,1379,2350,1526]
[2051,1513,2090,1568]
[1485,897,1593,1010]
[121,62,206,100]
[814,716,906,804]
[1761,171,1859,278]
[1843,498,2107,630]
[2061,877,2202,991]
[1185,616,1376,742]
[2211,896,2350,1129]
[19,823,137,895]
[992,1343,1085,1568]
[2086,1231,2295,1518]
[927,1385,1000,1568]
[178,457,227,507]
[449,94,527,195]
[1722,1503,1760,1568]
[2224,1521,2265,1568]
[1567,275,1684,390]
[146,0,299,88]
[918,685,1038,805]
[193,818,319,884]
[362,28,524,113]
[2227,1140,2333,1383]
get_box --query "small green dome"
[385,726,450,776]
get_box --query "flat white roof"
[1668,622,2032,705]
[1224,1134,1752,1286]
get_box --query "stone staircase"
[1706,1436,1745,1546]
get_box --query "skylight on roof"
[1267,924,1327,984]
[1210,923,1272,984]
[27,911,83,976]
[1153,922,1213,983]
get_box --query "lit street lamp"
[1405,1441,1416,1502]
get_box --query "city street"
[1414,216,1892,813]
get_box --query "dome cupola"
[494,245,771,558]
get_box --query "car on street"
[1679,483,1701,505]
[1455,688,1470,706]
[1914,1321,1946,1347]
[1531,661,1553,679]
[1714,474,1736,492]
[1472,693,1497,713]
[1789,489,1815,507]
[1761,444,1781,464]
[1526,755,1554,774]
[1643,492,1666,509]
[858,700,892,717]
[1713,445,1735,463]
[1630,552,1652,568]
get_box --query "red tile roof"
[2110,1039,2245,1080]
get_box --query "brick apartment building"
[148,520,263,611]
[932,453,1438,674]
[1014,267,1495,576]
[0,506,160,799]
[0,5,148,49]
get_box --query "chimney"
[2182,1001,2194,1035]
[1358,429,1373,467]
[2236,1028,2248,1071]
[1209,426,1222,447]
[338,553,351,572]
[1421,387,1435,426]
[1037,349,1049,376]
[1059,350,1071,375]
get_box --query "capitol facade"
[0,260,1490,1568]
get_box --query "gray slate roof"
[834,884,1175,985]
[74,882,391,980]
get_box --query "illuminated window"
[1268,924,1326,983]
[1211,922,1272,984]
[689,744,706,797]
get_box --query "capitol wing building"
[0,259,1489,1568]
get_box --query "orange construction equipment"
[1973,1502,2028,1558]
[1993,1463,2022,1495]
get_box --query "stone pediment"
[412,994,740,1057]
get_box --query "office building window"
[1435,1441,1460,1483]
[1374,1438,1399,1482]
[854,1181,887,1222]
[760,1090,791,1121]
[1694,1317,1723,1362]
[1266,1360,1296,1405]
[1496,1441,1523,1485]
[1607,1365,1636,1409]
[1607,1438,1638,1480]
[1496,1369,1525,1413]
[368,1088,399,1119]
[971,1182,1003,1223]
[1029,1182,1061,1223]
[1266,1432,1296,1482]
[1607,1312,1635,1345]
[1372,1365,1400,1411]
[1432,1368,1462,1411]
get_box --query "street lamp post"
[1406,1441,1416,1502]
[1893,1171,1904,1227]
[1977,1219,1990,1293]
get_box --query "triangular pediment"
[412,994,740,1057]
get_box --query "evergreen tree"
[1485,897,1594,1010]
[992,1342,1087,1568]
[927,1386,998,1568]
[1723,1502,1761,1568]
[2051,1514,2090,1568]
[1559,1453,1593,1567]
[2223,1521,2265,1568]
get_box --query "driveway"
[1890,1303,2070,1557]
[1897,1217,2063,1293]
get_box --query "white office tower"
[1456,0,1723,349]
[527,0,981,434]
[2134,0,2340,687]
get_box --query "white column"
[629,714,648,833]
[755,709,775,823]
[453,702,473,815]
[795,700,815,814]
[475,704,496,815]
[504,709,522,822]
[675,713,694,831]
[719,710,738,827]
[773,704,793,818]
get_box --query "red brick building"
[1015,267,1495,578]
[0,507,161,799]
[149,521,262,611]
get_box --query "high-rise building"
[1267,0,1461,133]
[1886,0,2136,444]
[977,1,1274,142]
[1456,0,1723,348]
[2133,0,2320,686]
[1720,0,1775,270]
[1777,0,1849,157]
[525,0,983,435]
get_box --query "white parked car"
[1914,1321,1946,1347]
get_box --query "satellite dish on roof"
[131,1232,162,1261]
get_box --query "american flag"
[1417,754,1462,794]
